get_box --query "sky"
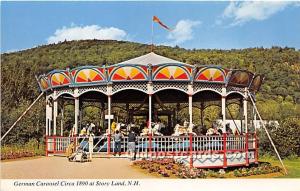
[1,1,300,53]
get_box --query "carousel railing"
[45,133,258,157]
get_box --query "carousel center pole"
[148,94,152,157]
[149,94,152,133]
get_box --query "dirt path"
[1,157,156,179]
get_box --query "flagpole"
[151,17,154,52]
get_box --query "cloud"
[167,19,201,44]
[2,49,20,53]
[47,25,127,43]
[222,1,296,26]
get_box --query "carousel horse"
[126,123,136,132]
[140,127,149,136]
[172,122,196,136]
[80,123,96,136]
[115,122,127,134]
[152,122,165,136]
[139,122,165,136]
[116,122,126,131]
[87,123,95,136]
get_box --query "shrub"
[259,117,300,158]
[232,164,282,177]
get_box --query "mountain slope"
[1,40,300,144]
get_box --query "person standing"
[111,120,117,134]
[127,129,136,160]
[114,130,122,156]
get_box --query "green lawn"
[260,156,300,178]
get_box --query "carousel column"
[60,102,64,136]
[107,83,113,134]
[244,88,248,133]
[45,95,53,136]
[188,83,193,131]
[74,88,80,135]
[189,95,193,125]
[221,87,227,133]
[79,100,83,129]
[53,94,58,135]
[108,96,112,133]
[188,83,194,168]
[147,64,153,158]
[107,83,112,154]
[149,95,152,131]
[147,82,153,157]
[253,107,257,130]
[147,82,153,133]
[221,87,227,168]
[244,88,249,166]
[45,95,52,157]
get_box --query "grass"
[259,155,300,178]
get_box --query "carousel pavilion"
[37,52,263,168]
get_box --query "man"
[127,129,136,160]
[114,130,123,156]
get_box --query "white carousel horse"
[116,122,126,131]
[115,122,129,135]
[126,123,136,132]
[172,122,196,136]
[152,122,165,136]
[87,123,95,135]
[139,122,165,136]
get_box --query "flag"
[153,16,171,31]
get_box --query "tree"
[259,117,300,158]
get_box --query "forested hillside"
[1,40,300,146]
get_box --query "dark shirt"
[128,132,136,142]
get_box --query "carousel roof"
[118,52,184,66]
[37,52,264,94]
